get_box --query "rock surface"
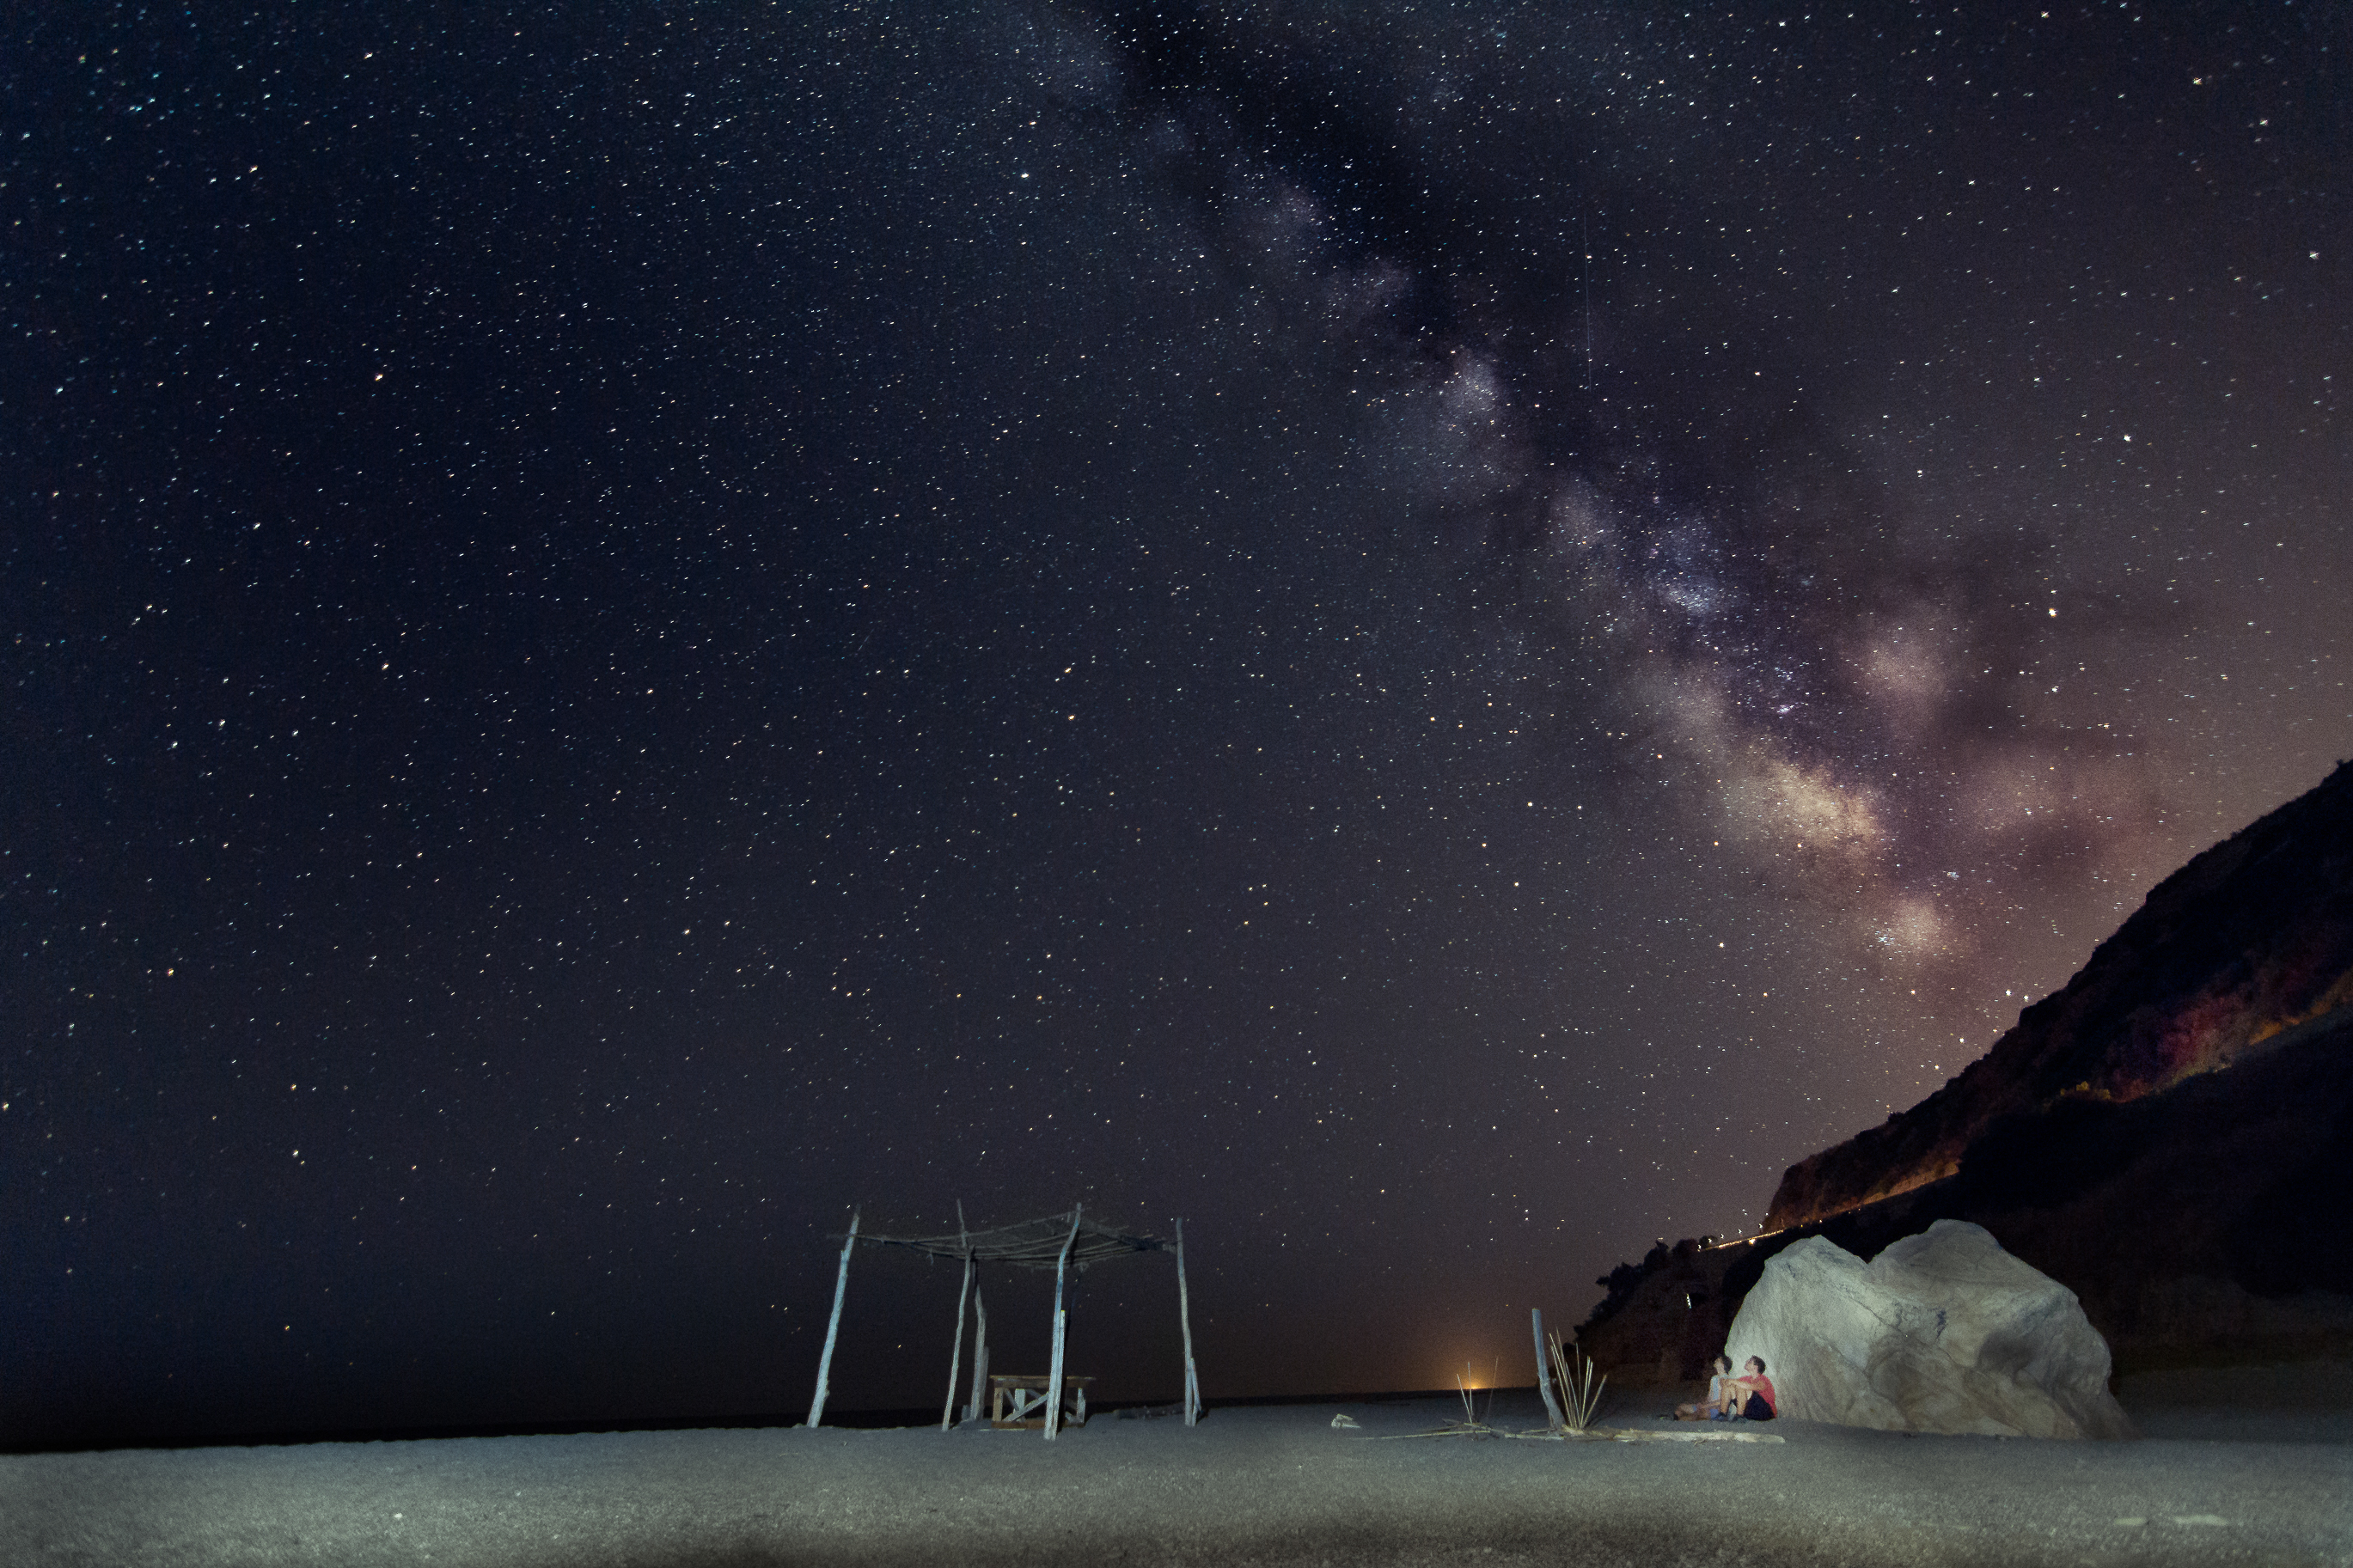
[1727,1219,2134,1439]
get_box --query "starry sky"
[6,1,2349,1445]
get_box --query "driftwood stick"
[1044,1205,1082,1441]
[808,1207,859,1428]
[941,1203,973,1431]
[940,1254,972,1430]
[967,1284,989,1424]
[1531,1307,1565,1430]
[1176,1217,1201,1426]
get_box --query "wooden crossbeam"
[989,1374,1092,1430]
[848,1210,1163,1271]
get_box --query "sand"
[6,1380,2350,1567]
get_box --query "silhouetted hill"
[1582,762,2353,1378]
[1771,760,2353,1229]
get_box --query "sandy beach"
[7,1375,2350,1567]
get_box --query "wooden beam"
[1176,1217,1201,1426]
[807,1207,859,1428]
[967,1284,989,1425]
[941,1203,974,1431]
[1532,1307,1565,1430]
[1043,1205,1082,1441]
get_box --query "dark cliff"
[1583,761,2353,1377]
[1768,760,2353,1230]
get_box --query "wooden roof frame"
[804,1205,1201,1441]
[855,1211,1165,1272]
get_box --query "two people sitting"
[1672,1353,1775,1422]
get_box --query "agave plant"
[1546,1332,1608,1433]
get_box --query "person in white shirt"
[1673,1355,1733,1421]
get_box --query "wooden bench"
[989,1373,1093,1430]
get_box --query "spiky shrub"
[1546,1332,1607,1432]
[1455,1366,1488,1428]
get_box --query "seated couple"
[1672,1355,1775,1421]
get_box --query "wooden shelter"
[804,1205,1201,1440]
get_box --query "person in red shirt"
[1712,1356,1775,1421]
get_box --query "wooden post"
[1176,1217,1201,1426]
[1532,1307,1565,1430]
[807,1208,859,1428]
[941,1202,973,1431]
[966,1284,989,1424]
[1044,1205,1082,1441]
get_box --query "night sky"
[7,1,2349,1444]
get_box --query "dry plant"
[1454,1359,1500,1427]
[1546,1332,1607,1432]
[1374,1360,1549,1443]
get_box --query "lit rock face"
[1727,1220,2134,1439]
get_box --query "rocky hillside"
[1768,760,2353,1230]
[1582,760,2353,1379]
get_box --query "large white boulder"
[1726,1219,2134,1438]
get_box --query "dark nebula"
[4,2,2347,1443]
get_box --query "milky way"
[1035,0,2339,1008]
